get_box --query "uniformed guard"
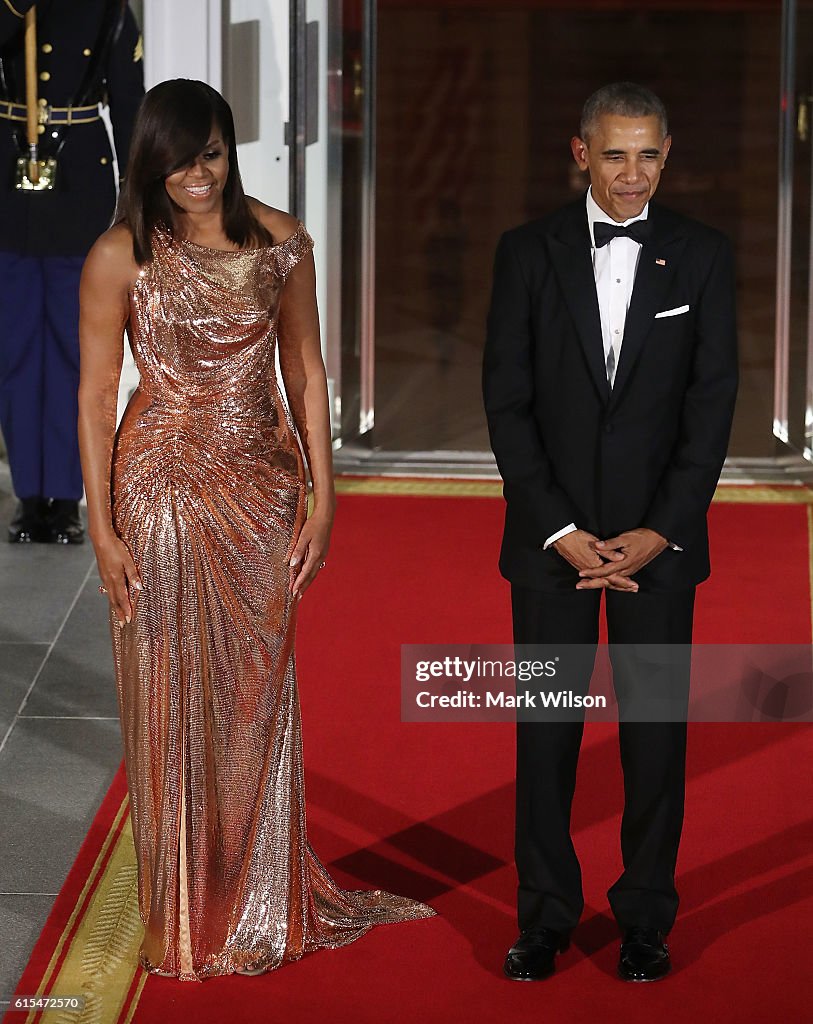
[0,0,144,543]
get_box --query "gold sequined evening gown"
[108,221,435,981]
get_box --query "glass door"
[368,0,787,461]
[334,0,813,477]
[775,0,813,460]
[288,0,340,431]
[333,0,375,445]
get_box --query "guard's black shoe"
[618,926,671,982]
[503,926,570,981]
[45,499,85,544]
[7,497,49,543]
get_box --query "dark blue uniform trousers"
[0,251,85,502]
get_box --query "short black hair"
[580,82,668,143]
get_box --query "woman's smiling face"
[164,128,229,217]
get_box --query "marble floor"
[0,462,120,1008]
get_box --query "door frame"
[333,0,813,484]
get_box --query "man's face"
[570,113,671,222]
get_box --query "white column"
[142,0,222,89]
[228,1,290,213]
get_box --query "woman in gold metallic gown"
[77,80,434,982]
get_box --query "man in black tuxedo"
[482,82,738,982]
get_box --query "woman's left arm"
[277,247,336,598]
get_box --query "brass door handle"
[798,94,813,143]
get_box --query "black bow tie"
[593,219,652,248]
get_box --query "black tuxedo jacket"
[483,195,739,593]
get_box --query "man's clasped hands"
[554,528,669,592]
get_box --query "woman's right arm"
[78,226,142,627]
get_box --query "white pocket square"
[654,304,690,319]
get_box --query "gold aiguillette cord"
[24,6,39,184]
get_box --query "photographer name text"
[415,689,608,709]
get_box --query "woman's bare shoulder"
[89,221,135,257]
[87,222,138,270]
[247,198,300,244]
[83,223,139,290]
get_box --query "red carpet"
[7,489,812,1023]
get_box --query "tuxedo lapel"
[608,205,687,407]
[546,204,610,403]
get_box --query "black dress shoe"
[618,926,671,982]
[7,496,49,543]
[503,926,570,981]
[44,499,85,544]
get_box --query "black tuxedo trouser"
[511,584,696,935]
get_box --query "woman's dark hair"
[115,79,274,263]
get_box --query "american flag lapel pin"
[655,258,667,266]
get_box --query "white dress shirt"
[543,187,680,553]
[587,185,648,385]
